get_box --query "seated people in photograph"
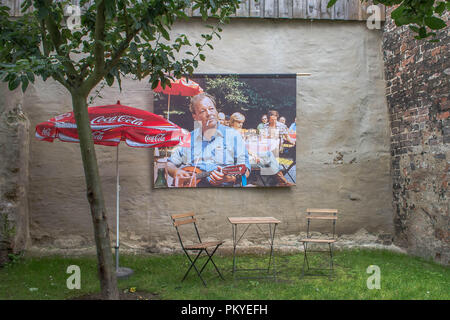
[217,112,226,125]
[229,111,293,187]
[256,114,268,134]
[256,110,295,186]
[167,93,251,187]
[229,112,246,137]
[289,117,296,133]
[261,110,296,151]
[247,142,295,187]
[224,115,231,127]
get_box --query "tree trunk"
[71,91,119,300]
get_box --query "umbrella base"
[116,267,134,279]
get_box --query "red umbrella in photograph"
[36,101,182,277]
[153,76,203,120]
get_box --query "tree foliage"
[203,76,296,127]
[205,75,249,109]
[328,0,449,40]
[0,0,239,96]
[0,0,240,300]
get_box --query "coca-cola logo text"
[54,112,72,121]
[145,133,166,143]
[92,131,105,140]
[41,128,52,137]
[91,115,144,126]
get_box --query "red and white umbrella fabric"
[36,101,182,148]
[35,101,182,276]
[153,76,203,96]
[153,77,203,120]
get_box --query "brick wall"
[383,9,449,264]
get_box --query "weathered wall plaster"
[1,18,394,253]
[0,88,30,252]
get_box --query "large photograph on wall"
[153,74,297,188]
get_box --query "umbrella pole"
[115,144,120,272]
[167,94,171,120]
[114,145,134,279]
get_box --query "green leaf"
[435,2,446,14]
[424,16,446,30]
[327,0,338,8]
[409,25,420,33]
[390,6,404,20]
[391,5,411,27]
[106,73,114,86]
[174,10,188,20]
[419,26,427,38]
[21,77,29,92]
[8,78,20,91]
[20,0,32,12]
[158,26,171,41]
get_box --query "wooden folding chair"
[300,208,338,280]
[171,212,224,286]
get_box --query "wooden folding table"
[228,217,281,280]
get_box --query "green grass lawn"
[0,248,448,300]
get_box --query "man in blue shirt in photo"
[167,93,250,187]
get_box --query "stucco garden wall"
[1,18,394,253]
[0,88,30,254]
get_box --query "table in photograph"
[227,217,281,280]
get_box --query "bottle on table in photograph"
[154,159,168,187]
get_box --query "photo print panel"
[153,74,297,188]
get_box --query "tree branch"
[93,0,106,79]
[39,20,50,57]
[81,0,109,93]
[104,29,141,74]
[83,27,141,92]
[42,0,78,77]
[52,71,70,91]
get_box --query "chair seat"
[306,216,337,220]
[300,239,336,243]
[184,241,223,250]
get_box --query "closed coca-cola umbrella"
[36,101,182,277]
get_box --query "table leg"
[267,224,273,273]
[232,223,237,278]
[230,221,278,281]
[268,224,277,280]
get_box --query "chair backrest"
[305,208,338,239]
[171,212,202,249]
